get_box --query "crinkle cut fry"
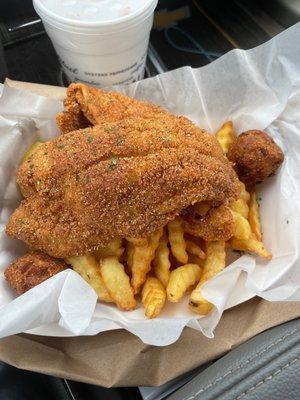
[130,229,163,294]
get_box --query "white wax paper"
[1,24,300,346]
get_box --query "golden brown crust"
[7,111,239,258]
[4,252,68,294]
[227,130,284,188]
[56,83,174,134]
[182,204,235,241]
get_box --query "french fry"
[126,237,149,246]
[188,253,206,268]
[215,121,235,154]
[168,217,188,264]
[153,234,171,287]
[126,241,135,272]
[228,235,272,259]
[189,241,226,314]
[22,141,43,163]
[167,264,202,302]
[142,277,166,318]
[248,192,262,240]
[169,252,183,269]
[229,179,251,241]
[129,228,163,294]
[186,240,206,259]
[231,210,252,240]
[94,238,124,260]
[237,180,251,203]
[100,256,136,310]
[230,198,249,219]
[201,241,226,280]
[67,255,112,302]
[189,291,214,315]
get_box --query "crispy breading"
[56,100,91,134]
[7,87,239,258]
[228,130,284,188]
[4,252,68,294]
[182,203,235,241]
[56,83,169,134]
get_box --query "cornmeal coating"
[7,85,239,258]
[7,118,238,257]
[4,252,68,294]
[182,203,235,241]
[228,130,284,188]
[56,83,169,134]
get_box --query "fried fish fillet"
[4,252,68,294]
[182,203,235,241]
[56,83,172,134]
[6,107,239,258]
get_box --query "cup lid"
[33,0,158,33]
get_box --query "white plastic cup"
[33,0,158,87]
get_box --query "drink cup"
[33,0,158,87]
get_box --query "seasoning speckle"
[104,127,117,134]
[107,156,118,171]
[115,137,124,146]
[27,164,34,177]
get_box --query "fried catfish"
[5,252,68,294]
[7,107,239,258]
